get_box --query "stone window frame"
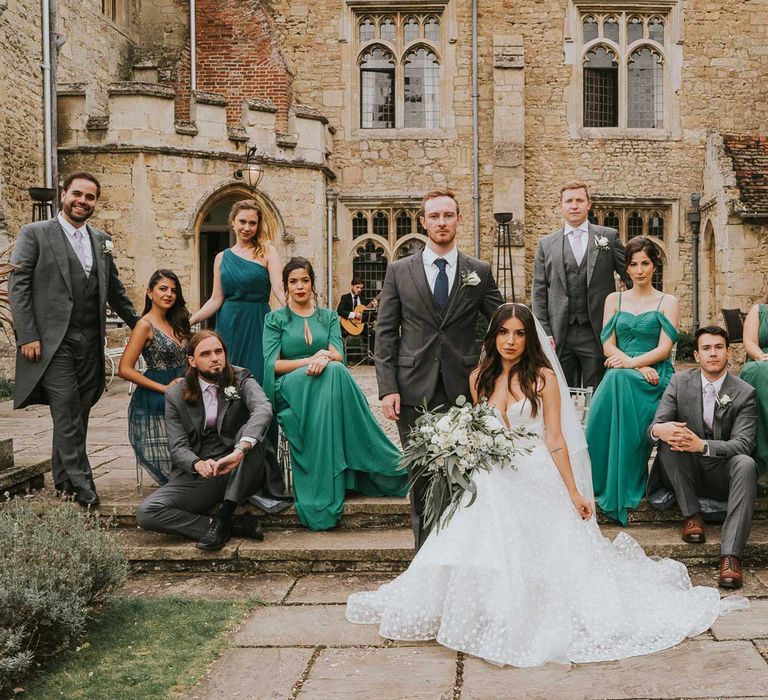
[564,0,684,140]
[588,198,677,290]
[342,0,457,139]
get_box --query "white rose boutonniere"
[223,386,241,401]
[594,236,610,253]
[102,239,114,255]
[460,270,481,288]
[716,393,733,409]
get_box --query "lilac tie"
[205,385,218,429]
[73,230,89,274]
[703,383,716,431]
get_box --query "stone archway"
[191,185,287,312]
[699,219,717,326]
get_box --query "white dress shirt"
[198,377,256,445]
[57,212,93,274]
[563,221,589,264]
[422,245,458,295]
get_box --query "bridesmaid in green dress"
[262,257,408,530]
[586,237,679,525]
[740,297,768,487]
[191,199,285,384]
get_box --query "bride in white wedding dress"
[346,303,747,667]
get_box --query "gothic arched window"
[628,47,664,128]
[583,46,619,127]
[404,48,440,128]
[360,47,395,129]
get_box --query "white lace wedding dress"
[346,398,747,667]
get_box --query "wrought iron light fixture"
[234,145,264,190]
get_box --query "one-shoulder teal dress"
[586,294,678,525]
[740,304,768,485]
[216,249,271,384]
[262,306,408,530]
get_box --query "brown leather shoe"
[719,555,743,589]
[681,514,706,544]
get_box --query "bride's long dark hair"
[473,304,552,417]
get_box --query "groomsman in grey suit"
[137,331,276,551]
[532,181,629,389]
[9,172,138,507]
[649,326,757,589]
[375,188,503,549]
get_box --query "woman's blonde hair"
[229,199,271,259]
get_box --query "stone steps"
[114,520,768,574]
[98,493,768,529]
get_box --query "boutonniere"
[223,385,240,401]
[593,236,610,252]
[460,270,481,288]
[716,393,732,409]
[102,239,113,255]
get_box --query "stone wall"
[57,0,139,116]
[0,0,44,242]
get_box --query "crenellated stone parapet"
[57,78,333,171]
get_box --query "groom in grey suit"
[532,181,628,389]
[649,326,757,589]
[376,188,503,549]
[9,172,138,506]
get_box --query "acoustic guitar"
[340,293,382,336]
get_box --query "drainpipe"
[688,193,701,330]
[471,0,480,257]
[326,189,337,307]
[41,0,53,189]
[190,0,196,91]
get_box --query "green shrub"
[0,377,13,402]
[0,499,128,693]
[676,330,696,362]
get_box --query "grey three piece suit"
[532,223,627,389]
[9,217,138,490]
[375,249,503,549]
[649,369,758,558]
[136,367,277,539]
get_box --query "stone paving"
[5,368,768,697]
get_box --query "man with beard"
[136,331,275,550]
[9,172,138,507]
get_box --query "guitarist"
[337,278,367,335]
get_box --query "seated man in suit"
[337,278,366,334]
[137,330,274,551]
[649,325,757,589]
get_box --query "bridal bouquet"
[402,396,536,532]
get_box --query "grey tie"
[703,383,716,431]
[73,230,89,274]
[571,230,585,265]
[205,385,218,429]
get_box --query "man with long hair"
[136,331,275,550]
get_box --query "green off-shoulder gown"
[740,304,768,486]
[262,306,408,530]
[586,295,678,525]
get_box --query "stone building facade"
[1,0,767,343]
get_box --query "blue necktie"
[434,258,449,307]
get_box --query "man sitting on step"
[137,330,274,551]
[648,325,757,589]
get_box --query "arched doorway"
[194,187,286,325]
[699,220,716,325]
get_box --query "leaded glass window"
[352,212,368,239]
[604,16,620,43]
[404,16,419,43]
[359,17,374,43]
[396,211,413,238]
[424,16,440,43]
[584,47,618,127]
[404,48,440,129]
[627,211,644,238]
[604,210,620,232]
[373,211,389,237]
[627,16,643,43]
[628,47,663,128]
[352,240,388,293]
[648,211,664,239]
[380,17,396,43]
[360,47,395,129]
[583,15,598,43]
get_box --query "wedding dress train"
[346,398,746,667]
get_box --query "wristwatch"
[234,441,252,454]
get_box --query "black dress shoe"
[231,514,265,541]
[74,485,100,508]
[196,518,232,551]
[55,481,75,499]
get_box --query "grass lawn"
[18,596,260,699]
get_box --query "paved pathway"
[119,570,768,700]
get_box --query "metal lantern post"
[29,187,56,222]
[494,212,516,302]
[688,192,701,330]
